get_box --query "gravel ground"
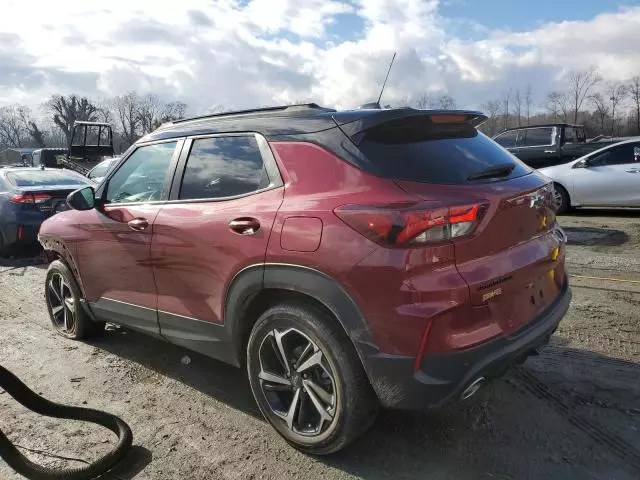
[1,211,639,479]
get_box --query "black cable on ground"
[0,364,132,479]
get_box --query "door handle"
[128,218,149,231]
[544,150,555,154]
[229,217,260,235]
[625,169,640,173]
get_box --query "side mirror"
[573,159,589,169]
[67,186,96,211]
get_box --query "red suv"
[39,104,571,454]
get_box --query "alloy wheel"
[257,328,337,437]
[47,273,76,334]
[553,189,564,211]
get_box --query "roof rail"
[171,103,335,125]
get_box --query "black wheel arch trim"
[225,263,381,372]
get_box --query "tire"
[45,260,105,339]
[553,183,571,214]
[246,301,379,455]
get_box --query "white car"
[538,139,640,213]
[87,156,120,184]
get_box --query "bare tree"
[606,82,627,135]
[95,98,114,125]
[113,91,141,147]
[629,76,640,135]
[46,95,98,145]
[589,92,610,133]
[154,101,188,129]
[415,93,435,110]
[0,105,28,148]
[501,89,511,129]
[545,91,571,122]
[437,95,456,110]
[524,83,533,125]
[19,109,46,148]
[138,94,164,135]
[514,89,523,127]
[565,67,601,123]
[479,99,502,136]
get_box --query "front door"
[572,142,640,206]
[75,140,182,336]
[151,134,284,360]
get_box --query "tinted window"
[179,136,269,200]
[522,127,553,147]
[358,120,531,185]
[105,142,177,204]
[563,127,576,144]
[494,130,517,148]
[590,144,640,166]
[6,170,88,187]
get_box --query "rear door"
[516,127,559,167]
[573,142,640,206]
[152,133,284,359]
[75,140,182,336]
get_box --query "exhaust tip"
[460,377,486,400]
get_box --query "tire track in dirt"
[513,367,640,474]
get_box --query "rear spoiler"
[334,108,487,145]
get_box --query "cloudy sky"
[1,0,639,114]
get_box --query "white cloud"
[0,0,639,115]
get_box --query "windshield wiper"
[467,163,515,181]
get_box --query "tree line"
[477,67,640,138]
[3,66,640,153]
[0,92,187,153]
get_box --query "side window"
[589,144,636,167]
[494,130,517,148]
[522,127,553,147]
[105,142,177,204]
[563,127,576,144]
[179,136,269,200]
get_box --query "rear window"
[6,170,88,187]
[357,118,531,184]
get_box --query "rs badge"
[482,288,503,303]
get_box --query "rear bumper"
[364,282,572,410]
[1,221,42,246]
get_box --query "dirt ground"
[1,211,639,480]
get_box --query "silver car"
[538,139,640,213]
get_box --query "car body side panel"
[265,141,473,357]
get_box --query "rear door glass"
[590,144,638,166]
[358,119,531,185]
[522,127,554,147]
[179,136,269,200]
[494,130,517,148]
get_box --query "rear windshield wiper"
[467,163,515,181]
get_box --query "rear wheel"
[45,260,105,339]
[553,183,570,214]
[246,302,378,455]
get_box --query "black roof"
[139,104,487,143]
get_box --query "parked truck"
[38,121,116,175]
[492,123,630,168]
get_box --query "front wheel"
[552,183,571,214]
[246,302,378,455]
[45,260,105,339]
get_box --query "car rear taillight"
[334,202,487,247]
[10,193,52,204]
